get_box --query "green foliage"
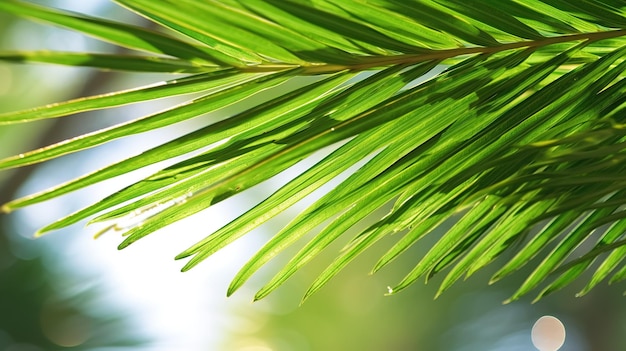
[1,0,626,303]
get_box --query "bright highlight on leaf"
[1,0,626,303]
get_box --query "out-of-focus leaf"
[0,70,292,171]
[0,0,219,63]
[0,69,239,125]
[0,51,218,72]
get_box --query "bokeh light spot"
[40,299,91,348]
[531,315,566,351]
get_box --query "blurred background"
[0,1,624,350]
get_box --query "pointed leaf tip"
[33,229,48,238]
[1,203,13,213]
[300,285,321,305]
[180,262,194,272]
[299,293,312,306]
[433,290,443,300]
[531,295,543,304]
[175,251,191,260]
[228,278,249,298]
[117,238,134,250]
[252,291,267,302]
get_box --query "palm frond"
[2,0,626,303]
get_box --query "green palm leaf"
[2,0,626,303]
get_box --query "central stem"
[240,29,626,74]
